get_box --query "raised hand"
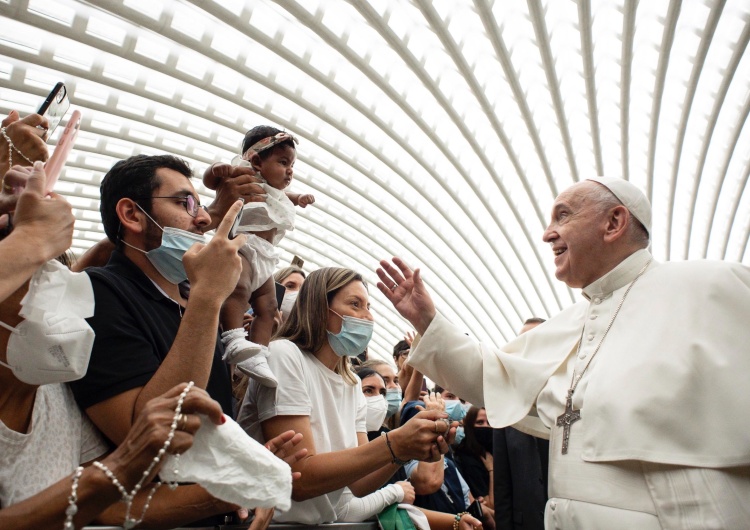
[376,257,436,335]
[183,199,247,303]
[0,111,50,170]
[11,161,74,261]
[421,392,446,413]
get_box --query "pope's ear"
[603,205,630,243]
[116,198,146,236]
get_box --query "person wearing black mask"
[454,406,494,510]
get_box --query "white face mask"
[279,290,298,320]
[0,259,96,386]
[365,395,389,431]
[0,313,94,385]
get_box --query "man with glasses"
[69,154,253,454]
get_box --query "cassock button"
[590,315,597,320]
[593,297,602,304]
[550,501,557,511]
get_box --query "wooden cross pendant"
[556,389,581,454]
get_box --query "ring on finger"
[434,420,439,433]
[177,413,188,431]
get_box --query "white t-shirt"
[238,339,367,524]
[0,383,108,508]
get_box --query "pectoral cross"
[556,389,580,455]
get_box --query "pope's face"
[542,181,609,289]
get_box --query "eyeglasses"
[136,195,206,218]
[395,349,410,358]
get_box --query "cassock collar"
[582,248,652,301]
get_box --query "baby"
[203,125,313,387]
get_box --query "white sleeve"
[256,340,312,422]
[79,414,109,463]
[335,484,405,522]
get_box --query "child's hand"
[296,194,315,208]
[204,163,258,189]
[396,481,415,504]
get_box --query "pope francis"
[377,177,750,530]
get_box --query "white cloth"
[409,249,750,527]
[0,384,108,507]
[237,234,279,294]
[238,339,368,524]
[237,184,295,244]
[160,415,292,510]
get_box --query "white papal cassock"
[409,249,750,529]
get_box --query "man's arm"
[86,202,247,444]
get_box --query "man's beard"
[143,217,163,252]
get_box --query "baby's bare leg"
[220,255,253,332]
[248,276,279,347]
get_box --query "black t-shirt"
[69,249,232,417]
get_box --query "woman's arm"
[261,410,450,502]
[347,432,403,497]
[420,508,482,530]
[0,465,121,530]
[0,384,226,529]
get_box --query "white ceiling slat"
[1,0,749,360]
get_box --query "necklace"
[556,258,652,455]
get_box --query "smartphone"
[44,110,80,194]
[228,201,243,239]
[467,499,483,521]
[37,82,70,138]
[274,282,286,310]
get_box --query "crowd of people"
[1,83,748,530]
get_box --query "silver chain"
[1,126,35,169]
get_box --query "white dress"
[409,249,750,529]
[236,183,295,293]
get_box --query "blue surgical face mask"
[124,206,205,284]
[327,308,374,358]
[454,426,465,446]
[444,399,467,422]
[385,387,402,418]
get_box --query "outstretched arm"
[285,191,315,208]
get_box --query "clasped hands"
[390,409,458,462]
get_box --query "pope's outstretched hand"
[376,257,436,335]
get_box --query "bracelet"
[381,431,410,466]
[453,512,468,530]
[63,466,84,530]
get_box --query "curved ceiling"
[1,0,749,362]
